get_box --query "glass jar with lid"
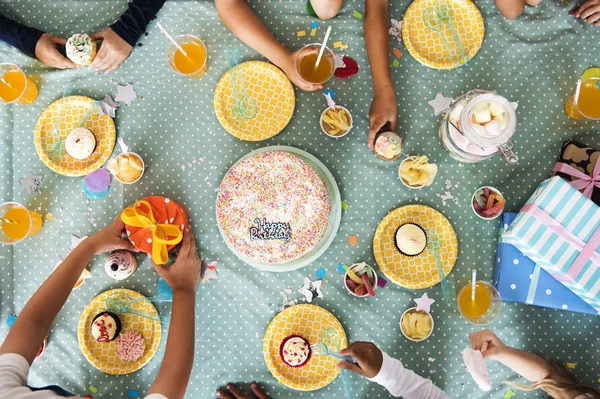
[438,90,519,164]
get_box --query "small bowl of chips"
[320,106,353,138]
[472,186,505,220]
[107,152,145,184]
[400,307,434,342]
[398,156,438,189]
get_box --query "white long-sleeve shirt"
[0,353,166,399]
[368,352,450,399]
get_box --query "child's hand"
[574,0,600,25]
[469,329,509,360]
[87,215,138,255]
[35,33,77,69]
[152,227,201,293]
[217,383,271,399]
[90,27,133,73]
[336,341,384,378]
[368,90,398,150]
[279,50,324,92]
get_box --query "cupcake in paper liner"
[91,311,122,343]
[104,250,137,281]
[394,223,427,256]
[375,132,403,161]
[279,334,312,368]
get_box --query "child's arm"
[0,216,136,364]
[338,342,449,399]
[364,0,397,150]
[215,0,322,92]
[148,228,201,399]
[90,0,167,73]
[494,0,526,20]
[470,329,584,399]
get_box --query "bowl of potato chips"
[320,105,353,138]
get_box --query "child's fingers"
[224,385,251,399]
[585,9,600,21]
[250,383,270,399]
[581,4,600,18]
[216,389,235,399]
[177,228,192,259]
[576,1,595,17]
[337,360,364,376]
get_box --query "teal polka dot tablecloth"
[1,0,599,398]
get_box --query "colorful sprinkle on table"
[310,21,319,29]
[324,89,335,99]
[377,276,388,288]
[348,235,358,246]
[297,30,306,37]
[310,28,317,36]
[341,200,350,211]
[127,390,139,398]
[393,48,403,58]
[392,59,400,68]
[6,314,16,327]
[340,44,348,49]
[316,267,326,279]
[566,362,576,369]
[337,263,349,272]
[333,41,343,49]
[503,389,514,399]
[353,10,363,19]
[89,385,98,394]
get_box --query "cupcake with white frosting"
[66,33,97,66]
[104,250,137,281]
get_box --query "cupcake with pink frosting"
[116,330,145,362]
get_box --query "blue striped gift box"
[503,176,600,313]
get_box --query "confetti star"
[18,170,43,195]
[97,94,120,117]
[414,293,435,312]
[114,83,139,106]
[428,92,453,116]
[298,277,323,303]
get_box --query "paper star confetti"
[389,19,403,42]
[298,277,323,303]
[97,94,120,117]
[201,260,218,284]
[428,92,453,116]
[414,293,435,312]
[115,83,139,106]
[18,170,43,195]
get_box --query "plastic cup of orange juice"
[0,202,43,245]
[0,63,38,104]
[167,35,208,78]
[295,43,335,85]
[567,77,600,120]
[457,281,502,325]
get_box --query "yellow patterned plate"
[402,0,484,70]
[373,205,458,289]
[214,61,295,141]
[34,95,116,177]
[77,289,161,375]
[263,304,346,391]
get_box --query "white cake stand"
[216,145,342,272]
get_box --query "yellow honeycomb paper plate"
[263,304,346,391]
[214,61,295,141]
[34,95,116,176]
[77,289,161,375]
[402,0,484,70]
[373,205,458,289]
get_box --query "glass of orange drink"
[295,43,335,85]
[0,63,38,104]
[167,35,208,78]
[457,281,502,325]
[0,202,43,245]
[565,77,600,120]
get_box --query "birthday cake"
[216,151,330,265]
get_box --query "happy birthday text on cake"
[249,218,291,242]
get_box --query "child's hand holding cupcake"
[89,27,134,73]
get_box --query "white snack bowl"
[320,106,353,139]
[471,186,504,220]
[400,307,434,342]
[111,152,145,185]
[344,262,378,297]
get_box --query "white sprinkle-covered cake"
[216,151,330,264]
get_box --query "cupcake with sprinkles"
[279,335,311,368]
[116,330,145,362]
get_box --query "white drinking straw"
[574,79,582,106]
[471,269,477,301]
[155,22,187,56]
[315,26,332,68]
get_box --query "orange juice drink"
[457,281,502,325]
[167,35,207,78]
[295,43,335,85]
[0,63,38,104]
[0,202,43,244]
[566,78,600,120]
